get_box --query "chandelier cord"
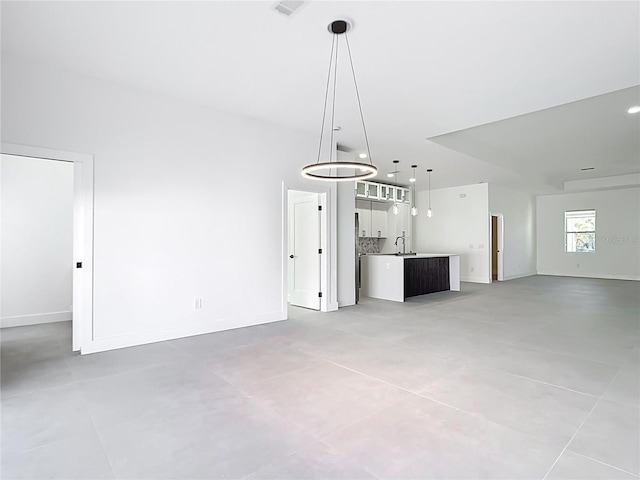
[316,34,336,165]
[329,35,339,164]
[345,33,373,165]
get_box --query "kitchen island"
[361,253,460,302]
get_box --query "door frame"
[282,181,337,314]
[1,143,94,351]
[287,190,322,311]
[490,212,504,282]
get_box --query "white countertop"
[364,253,459,259]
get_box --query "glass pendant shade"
[411,206,418,216]
[426,168,433,218]
[392,204,399,215]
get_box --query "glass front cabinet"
[356,181,407,202]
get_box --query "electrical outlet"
[195,298,202,309]
[576,264,580,269]
[470,267,475,272]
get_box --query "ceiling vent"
[273,0,309,17]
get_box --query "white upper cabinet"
[380,184,394,201]
[356,181,406,203]
[356,199,371,238]
[355,182,368,198]
[371,202,388,238]
[356,199,388,238]
[366,182,379,200]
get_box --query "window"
[565,210,596,252]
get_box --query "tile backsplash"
[359,237,382,254]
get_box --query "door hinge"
[318,292,323,298]
[318,205,322,211]
[318,248,322,254]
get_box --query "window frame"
[564,209,596,253]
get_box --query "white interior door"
[288,191,320,310]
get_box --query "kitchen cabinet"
[386,203,411,252]
[356,199,388,238]
[404,257,450,297]
[355,181,405,203]
[380,184,394,201]
[355,182,367,198]
[394,187,410,204]
[356,199,372,237]
[371,202,388,238]
[366,182,380,200]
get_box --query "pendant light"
[390,160,400,215]
[301,20,377,181]
[410,165,418,216]
[426,168,433,218]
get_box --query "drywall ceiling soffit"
[1,1,639,189]
[428,87,640,192]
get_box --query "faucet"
[394,236,406,254]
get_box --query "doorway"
[491,213,504,282]
[1,143,94,352]
[287,190,322,310]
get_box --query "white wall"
[413,183,490,283]
[337,182,355,307]
[489,184,537,280]
[1,55,342,352]
[537,187,640,280]
[1,155,74,327]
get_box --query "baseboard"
[1,311,72,328]
[503,272,537,281]
[460,276,491,284]
[80,310,287,355]
[536,272,640,281]
[327,301,339,312]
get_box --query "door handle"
[289,255,294,259]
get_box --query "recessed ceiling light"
[581,167,595,171]
[628,106,640,114]
[358,153,368,159]
[387,173,395,178]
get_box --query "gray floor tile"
[546,450,637,480]
[1,428,114,480]
[242,361,408,439]
[476,343,619,395]
[322,339,467,392]
[568,399,640,475]
[1,276,637,480]
[603,358,640,407]
[97,390,314,480]
[66,340,189,381]
[1,384,96,453]
[1,353,75,398]
[394,329,509,361]
[202,343,321,390]
[322,393,560,479]
[513,329,637,366]
[169,325,277,357]
[244,441,378,480]
[80,360,238,431]
[421,365,597,446]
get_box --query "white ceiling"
[2,1,639,191]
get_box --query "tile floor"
[1,275,639,479]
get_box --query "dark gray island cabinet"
[361,253,461,302]
[404,256,450,298]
